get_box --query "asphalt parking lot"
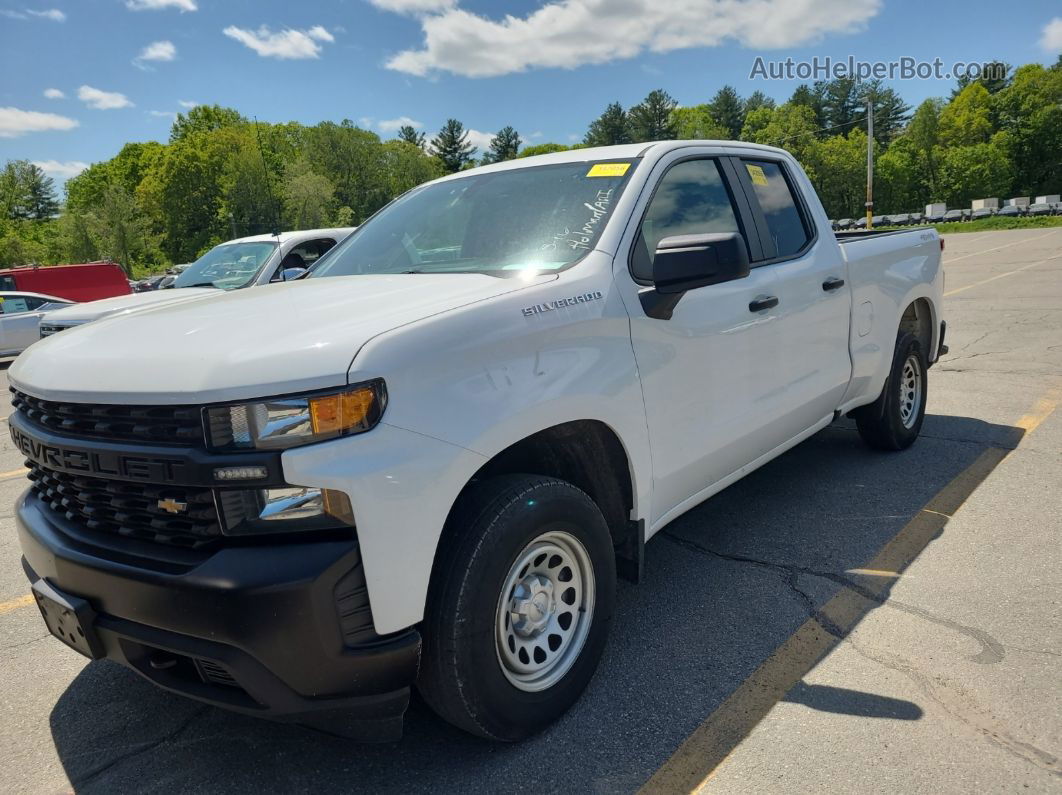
[0,227,1059,794]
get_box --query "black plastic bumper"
[16,490,420,740]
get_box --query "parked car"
[890,213,912,226]
[910,212,924,224]
[0,291,74,356]
[1027,203,1053,217]
[855,216,868,228]
[12,141,945,742]
[871,214,886,226]
[997,205,1023,218]
[836,218,853,230]
[961,209,972,221]
[971,208,995,220]
[1052,202,1062,216]
[943,209,964,222]
[0,262,129,303]
[38,228,356,338]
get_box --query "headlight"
[205,380,386,451]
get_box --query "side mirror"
[651,232,750,294]
[277,267,307,282]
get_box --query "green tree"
[1,161,57,220]
[991,63,1062,196]
[815,77,862,133]
[584,102,631,146]
[857,80,911,145]
[282,158,335,229]
[876,138,925,213]
[804,129,868,218]
[788,84,825,128]
[906,99,945,199]
[170,105,246,144]
[744,91,775,115]
[397,124,426,148]
[92,183,153,275]
[741,103,820,165]
[484,126,521,163]
[670,105,729,139]
[938,83,994,147]
[430,119,476,173]
[708,85,745,138]
[517,143,574,158]
[952,61,1012,98]
[937,142,1014,207]
[628,89,678,142]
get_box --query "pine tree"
[584,102,631,146]
[397,124,426,149]
[744,91,776,115]
[26,164,58,219]
[857,80,912,145]
[430,119,476,173]
[483,126,521,163]
[788,84,825,128]
[628,90,678,142]
[708,86,745,138]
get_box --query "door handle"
[822,277,845,291]
[748,295,779,312]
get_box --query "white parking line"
[945,228,1060,264]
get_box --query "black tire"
[855,332,927,450]
[417,474,616,741]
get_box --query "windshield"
[311,160,638,278]
[173,241,277,290]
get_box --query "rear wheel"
[418,474,615,741]
[855,332,927,450]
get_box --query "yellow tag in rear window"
[587,163,630,178]
[746,164,769,186]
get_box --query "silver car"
[0,291,74,356]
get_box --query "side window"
[22,296,46,310]
[631,159,743,282]
[0,277,15,291]
[275,239,337,278]
[0,296,30,314]
[741,160,811,259]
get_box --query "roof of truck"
[431,140,793,184]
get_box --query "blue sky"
[1,0,1060,192]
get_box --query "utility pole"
[866,96,874,230]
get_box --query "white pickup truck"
[37,228,355,338]
[9,141,945,742]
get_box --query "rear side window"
[0,277,14,291]
[631,159,743,281]
[742,160,811,259]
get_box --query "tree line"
[1,57,1059,271]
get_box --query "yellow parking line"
[944,228,1060,265]
[639,394,1056,793]
[0,594,34,616]
[945,251,1062,297]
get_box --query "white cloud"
[178,99,199,108]
[223,24,334,59]
[529,130,543,139]
[384,0,881,78]
[148,110,177,118]
[32,159,89,179]
[1041,17,1062,51]
[126,0,197,11]
[378,115,422,132]
[27,8,65,21]
[43,88,65,99]
[136,40,177,63]
[78,85,134,110]
[366,0,455,14]
[0,10,27,19]
[465,128,493,152]
[0,107,79,138]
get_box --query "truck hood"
[42,287,218,325]
[13,274,550,404]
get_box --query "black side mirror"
[651,232,750,294]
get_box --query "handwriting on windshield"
[545,188,615,252]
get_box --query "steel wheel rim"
[898,353,923,429]
[495,530,595,692]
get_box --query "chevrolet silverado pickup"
[9,141,945,742]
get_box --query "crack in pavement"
[70,705,209,789]
[660,532,1062,777]
[1,633,50,651]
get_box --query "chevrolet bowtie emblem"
[157,498,188,514]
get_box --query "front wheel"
[417,474,616,741]
[855,332,927,450]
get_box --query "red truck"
[0,262,131,303]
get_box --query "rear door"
[0,294,57,354]
[733,156,852,431]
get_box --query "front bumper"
[16,490,420,740]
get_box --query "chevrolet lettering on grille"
[9,423,187,482]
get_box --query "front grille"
[11,389,204,447]
[39,324,70,338]
[29,463,222,549]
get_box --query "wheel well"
[452,420,640,577]
[899,298,933,354]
